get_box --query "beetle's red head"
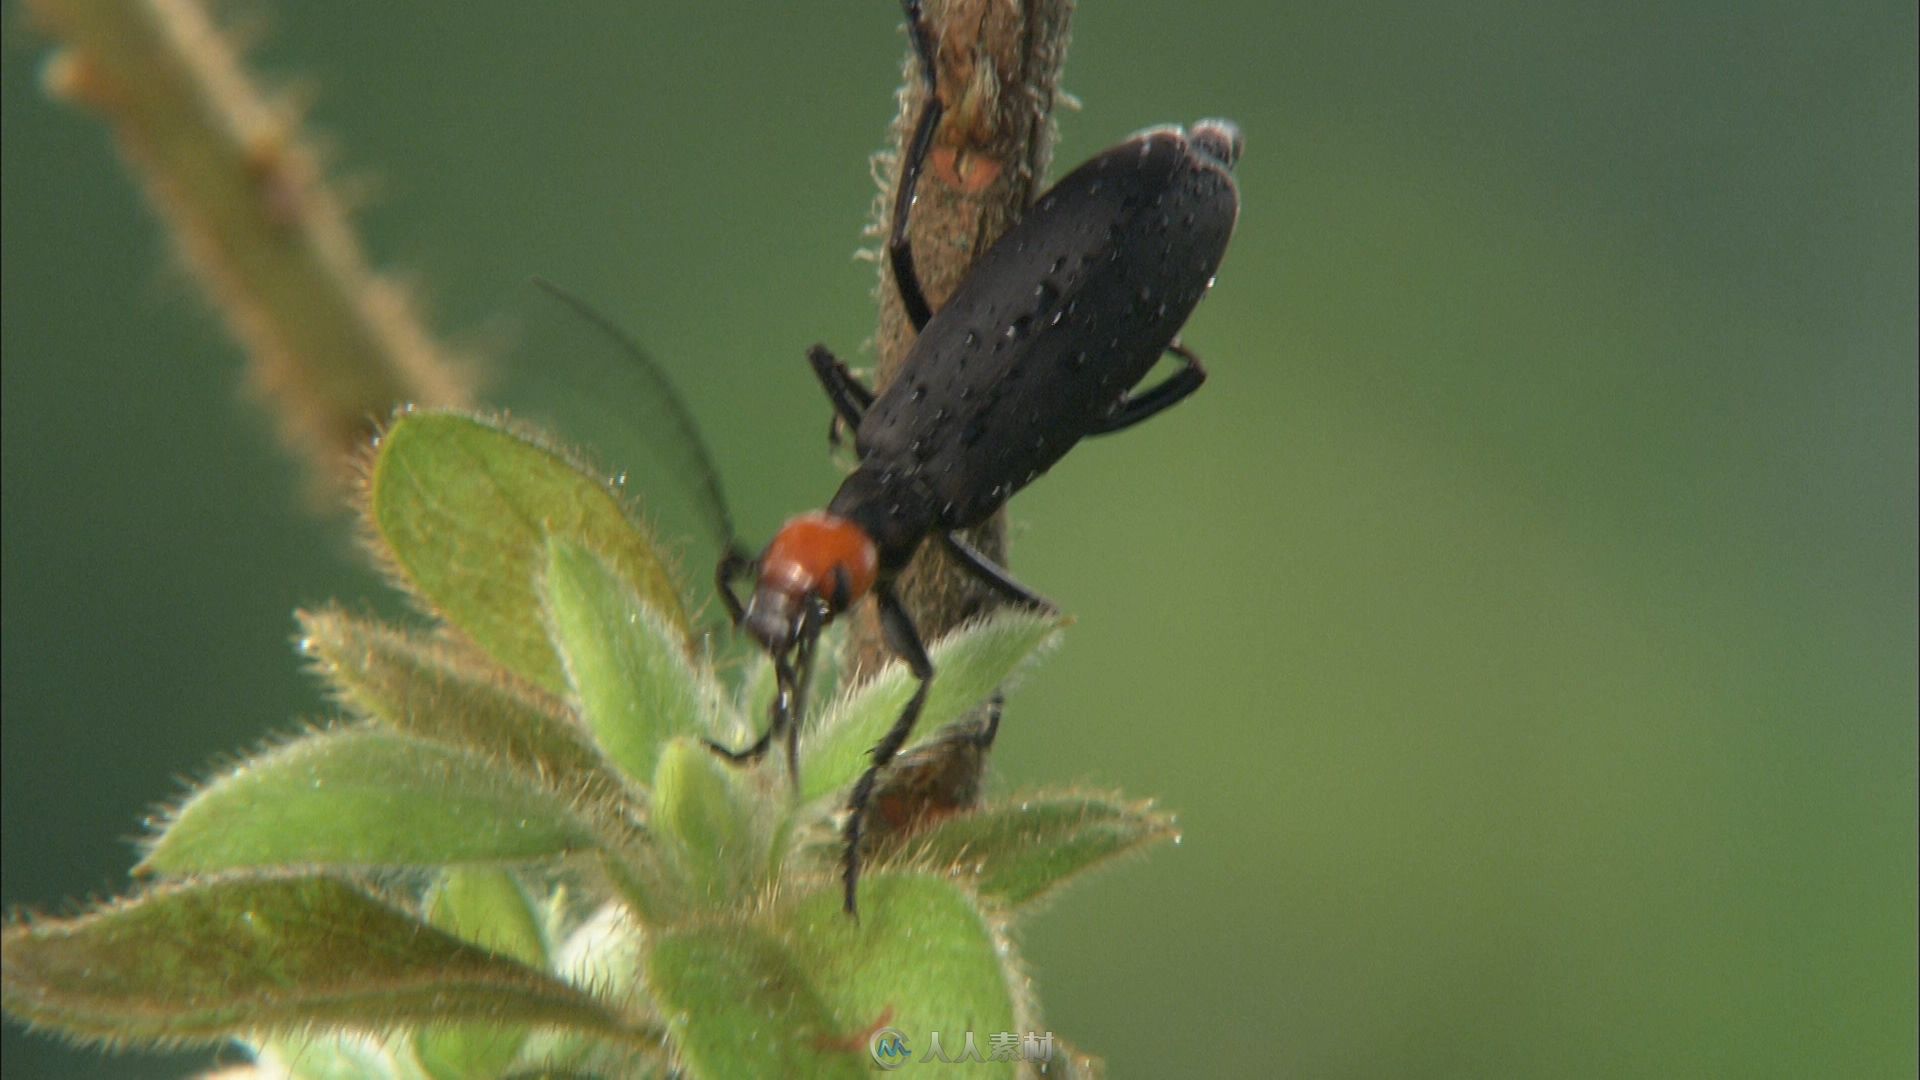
[743,511,879,655]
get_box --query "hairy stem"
[27,0,471,497]
[850,0,1076,684]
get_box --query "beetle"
[714,0,1242,914]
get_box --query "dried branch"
[27,0,472,497]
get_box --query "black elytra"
[714,0,1242,916]
[832,121,1242,557]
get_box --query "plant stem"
[850,0,1077,684]
[27,0,471,498]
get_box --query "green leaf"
[542,538,710,785]
[651,737,764,903]
[297,608,637,810]
[415,868,547,1080]
[801,610,1063,802]
[0,875,661,1051]
[777,873,1024,1076]
[646,922,867,1080]
[426,867,548,965]
[891,792,1179,908]
[722,652,778,749]
[647,873,1025,1078]
[140,730,607,875]
[367,409,689,692]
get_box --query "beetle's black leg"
[842,582,935,916]
[708,724,775,763]
[711,550,810,774]
[888,0,944,333]
[783,609,826,789]
[714,546,756,625]
[807,344,876,448]
[708,651,794,764]
[939,532,1059,614]
[1088,341,1209,435]
[974,692,1003,749]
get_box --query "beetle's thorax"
[825,466,942,573]
[744,510,879,653]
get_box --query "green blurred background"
[3,3,1914,1077]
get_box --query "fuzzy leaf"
[367,410,688,692]
[0,875,657,1050]
[646,923,867,1080]
[542,538,709,785]
[648,873,1022,1078]
[297,608,636,809]
[777,873,1023,1075]
[140,730,605,875]
[724,652,779,749]
[651,737,764,902]
[426,867,548,966]
[415,868,547,1080]
[893,792,1179,908]
[801,610,1063,802]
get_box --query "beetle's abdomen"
[856,122,1240,529]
